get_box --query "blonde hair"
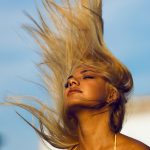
[7,0,133,149]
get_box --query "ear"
[106,88,119,104]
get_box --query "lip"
[67,88,82,96]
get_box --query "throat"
[75,109,115,150]
[75,134,117,150]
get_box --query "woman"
[10,0,149,149]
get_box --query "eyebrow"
[67,69,96,80]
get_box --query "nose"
[69,78,80,87]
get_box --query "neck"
[75,108,115,150]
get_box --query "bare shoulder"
[117,133,150,150]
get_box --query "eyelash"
[83,75,94,79]
[64,75,94,88]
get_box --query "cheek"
[82,82,107,101]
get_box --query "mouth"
[67,89,82,96]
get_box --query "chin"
[64,98,96,114]
[65,98,83,110]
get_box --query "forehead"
[70,65,99,76]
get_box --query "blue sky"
[0,0,150,150]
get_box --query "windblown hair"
[8,0,133,149]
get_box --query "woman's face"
[64,66,108,110]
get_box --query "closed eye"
[64,75,95,88]
[83,75,95,79]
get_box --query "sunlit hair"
[7,0,133,149]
